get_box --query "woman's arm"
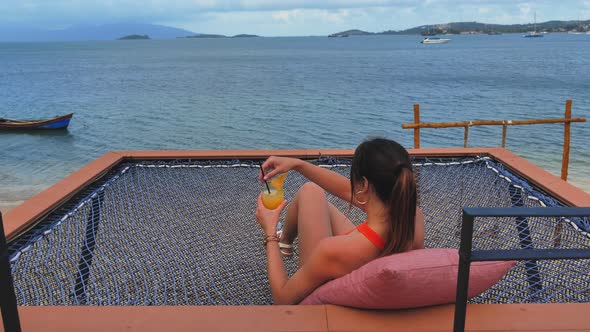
[261,157,360,209]
[294,160,352,203]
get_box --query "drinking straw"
[258,160,271,194]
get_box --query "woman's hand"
[255,194,288,236]
[259,156,301,181]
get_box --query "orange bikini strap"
[357,222,385,251]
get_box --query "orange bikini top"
[345,221,385,251]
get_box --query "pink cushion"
[299,248,516,309]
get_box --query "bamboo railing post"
[413,104,420,149]
[501,123,508,148]
[561,100,572,181]
[400,100,585,157]
[463,124,469,148]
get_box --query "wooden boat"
[0,113,73,130]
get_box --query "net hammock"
[7,156,590,305]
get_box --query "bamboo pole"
[463,125,469,148]
[561,100,573,181]
[501,124,508,148]
[413,104,420,149]
[554,100,572,248]
[402,117,585,129]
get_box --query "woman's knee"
[298,182,325,198]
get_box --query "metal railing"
[453,207,590,332]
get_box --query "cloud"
[3,0,550,19]
[0,1,586,35]
[185,7,374,35]
[518,3,532,16]
[0,0,419,31]
[271,9,351,24]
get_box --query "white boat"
[524,12,544,38]
[524,31,543,38]
[420,37,450,44]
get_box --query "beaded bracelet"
[264,235,280,246]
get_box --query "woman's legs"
[279,182,355,266]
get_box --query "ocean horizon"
[1,33,589,211]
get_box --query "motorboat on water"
[420,37,450,44]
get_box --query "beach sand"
[0,200,22,215]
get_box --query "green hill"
[118,34,150,40]
[330,19,590,36]
[392,20,590,34]
[328,29,374,37]
[232,34,259,38]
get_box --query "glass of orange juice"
[262,173,287,210]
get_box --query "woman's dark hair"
[350,138,417,256]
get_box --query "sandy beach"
[0,200,22,215]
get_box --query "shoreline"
[0,200,23,215]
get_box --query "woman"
[255,138,424,305]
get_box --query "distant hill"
[389,20,590,34]
[329,19,590,36]
[0,23,196,42]
[232,34,260,38]
[118,34,150,40]
[328,29,373,37]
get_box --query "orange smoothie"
[261,173,288,209]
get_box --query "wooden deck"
[4,304,590,331]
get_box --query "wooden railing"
[402,100,586,181]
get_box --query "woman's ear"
[359,176,370,194]
[353,177,371,207]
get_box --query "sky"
[1,0,589,36]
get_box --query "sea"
[1,33,589,208]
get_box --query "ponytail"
[381,166,416,256]
[350,138,417,256]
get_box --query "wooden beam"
[561,99,572,181]
[402,117,585,129]
[463,125,469,148]
[9,303,590,332]
[413,104,420,149]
